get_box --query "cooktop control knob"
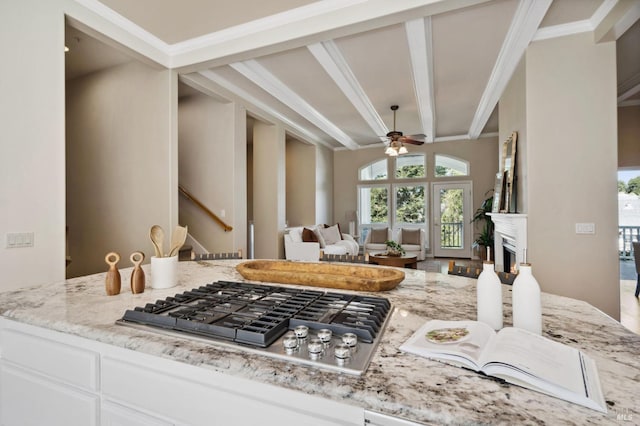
[341,333,358,348]
[294,325,309,340]
[317,328,332,344]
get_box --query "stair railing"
[178,185,233,232]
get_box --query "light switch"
[6,232,34,248]
[575,223,595,234]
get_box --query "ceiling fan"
[383,105,425,156]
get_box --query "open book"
[399,320,606,413]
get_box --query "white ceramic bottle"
[477,261,503,330]
[512,263,542,335]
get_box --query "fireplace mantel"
[487,213,527,272]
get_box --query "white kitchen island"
[0,260,637,425]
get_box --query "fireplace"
[503,240,517,273]
[487,213,527,272]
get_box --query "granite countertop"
[0,260,638,425]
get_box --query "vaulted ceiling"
[66,0,640,151]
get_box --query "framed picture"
[492,171,505,213]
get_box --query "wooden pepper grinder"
[130,251,146,294]
[105,252,121,296]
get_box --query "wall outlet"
[575,223,595,234]
[6,232,34,248]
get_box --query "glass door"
[432,182,472,258]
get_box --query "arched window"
[434,154,469,177]
[359,158,388,180]
[395,154,426,179]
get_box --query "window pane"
[395,154,425,179]
[395,185,425,224]
[435,154,469,177]
[359,159,387,180]
[439,188,464,249]
[359,186,388,224]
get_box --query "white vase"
[477,261,503,330]
[512,263,542,335]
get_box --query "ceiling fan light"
[384,146,394,155]
[398,145,408,154]
[388,148,399,157]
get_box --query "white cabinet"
[101,401,173,426]
[0,364,98,426]
[0,318,368,426]
[365,410,422,426]
[0,325,100,426]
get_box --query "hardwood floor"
[418,258,640,335]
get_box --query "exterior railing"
[441,222,463,249]
[619,226,640,259]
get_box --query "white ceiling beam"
[167,0,493,71]
[231,60,360,150]
[592,0,638,42]
[308,41,388,140]
[197,70,334,150]
[618,82,640,103]
[405,17,435,143]
[468,0,552,140]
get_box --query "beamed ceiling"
[66,0,640,150]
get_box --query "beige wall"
[178,93,241,254]
[286,139,316,227]
[1,0,68,289]
[333,139,498,254]
[524,33,619,319]
[618,105,640,169]
[499,57,527,214]
[66,61,175,278]
[315,145,334,226]
[253,121,286,259]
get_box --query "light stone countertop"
[0,260,637,425]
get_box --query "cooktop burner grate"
[120,281,391,348]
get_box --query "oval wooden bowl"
[235,260,405,292]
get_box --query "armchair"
[396,228,426,260]
[363,227,392,255]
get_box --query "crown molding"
[73,0,170,53]
[197,70,334,150]
[405,17,435,143]
[231,60,360,150]
[468,0,552,139]
[307,41,388,139]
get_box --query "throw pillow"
[320,224,342,246]
[402,228,421,245]
[302,227,318,243]
[370,228,388,244]
[323,223,343,239]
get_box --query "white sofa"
[284,225,359,261]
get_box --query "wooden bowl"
[235,260,405,292]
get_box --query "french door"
[432,182,472,258]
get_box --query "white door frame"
[431,181,473,258]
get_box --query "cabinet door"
[0,364,98,426]
[102,401,174,426]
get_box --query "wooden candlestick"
[104,252,121,296]
[130,251,146,294]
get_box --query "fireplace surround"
[487,213,527,272]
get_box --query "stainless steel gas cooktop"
[116,280,393,375]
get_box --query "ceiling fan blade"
[400,135,426,145]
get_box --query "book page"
[480,327,586,396]
[399,320,496,370]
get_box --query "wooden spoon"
[149,225,164,258]
[168,225,188,257]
